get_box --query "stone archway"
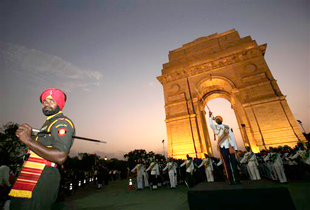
[157,29,305,159]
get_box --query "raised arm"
[209,112,217,132]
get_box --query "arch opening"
[204,97,245,158]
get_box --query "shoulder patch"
[58,128,67,137]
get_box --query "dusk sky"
[1,0,309,159]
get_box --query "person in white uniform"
[240,145,261,181]
[271,148,287,183]
[180,155,195,188]
[289,142,309,178]
[162,158,178,188]
[198,154,214,182]
[263,150,278,181]
[304,143,310,174]
[131,159,145,190]
[146,158,160,190]
[209,111,240,184]
[142,160,149,188]
[290,142,308,164]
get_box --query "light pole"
[162,139,165,157]
[297,120,306,133]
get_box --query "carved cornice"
[157,44,267,84]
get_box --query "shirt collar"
[46,111,63,120]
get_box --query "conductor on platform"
[209,111,240,184]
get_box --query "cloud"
[0,41,103,92]
[86,70,103,80]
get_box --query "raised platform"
[188,180,295,210]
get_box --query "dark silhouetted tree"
[0,122,27,169]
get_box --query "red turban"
[40,88,67,110]
[215,116,223,123]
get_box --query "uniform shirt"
[37,111,75,153]
[263,153,271,162]
[282,152,296,166]
[146,162,160,175]
[180,159,194,173]
[198,158,213,170]
[240,152,258,166]
[131,164,145,176]
[209,115,238,150]
[291,149,310,165]
[270,152,283,166]
[163,162,177,173]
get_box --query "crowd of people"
[128,141,310,191]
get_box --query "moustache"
[42,105,60,116]
[43,106,53,111]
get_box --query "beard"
[42,105,60,116]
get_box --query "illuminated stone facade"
[157,29,305,159]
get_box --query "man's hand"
[16,123,32,146]
[209,111,212,117]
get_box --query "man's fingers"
[16,123,32,137]
[19,123,32,130]
[18,124,32,132]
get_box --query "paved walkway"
[54,177,310,210]
[54,179,189,210]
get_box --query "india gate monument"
[157,29,306,159]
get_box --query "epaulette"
[47,117,74,132]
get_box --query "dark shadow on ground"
[54,175,310,210]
